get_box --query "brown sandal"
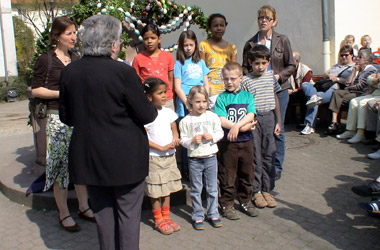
[59,215,81,232]
[166,219,181,232]
[155,220,173,235]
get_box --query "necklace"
[55,49,71,65]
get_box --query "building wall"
[333,0,380,59]
[168,0,324,73]
[0,0,18,78]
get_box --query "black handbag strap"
[337,64,352,77]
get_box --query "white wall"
[0,0,18,78]
[333,0,380,61]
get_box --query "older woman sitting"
[59,15,157,249]
[327,48,377,134]
[337,69,380,143]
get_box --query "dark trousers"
[218,140,254,207]
[253,111,276,193]
[329,89,360,113]
[88,181,145,250]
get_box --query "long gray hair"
[79,15,122,56]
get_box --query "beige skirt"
[145,154,182,198]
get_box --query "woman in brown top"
[31,16,94,232]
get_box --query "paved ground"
[0,100,380,250]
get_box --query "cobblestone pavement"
[1,101,380,250]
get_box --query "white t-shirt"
[145,106,178,156]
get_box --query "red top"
[132,50,174,100]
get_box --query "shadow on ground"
[274,174,380,249]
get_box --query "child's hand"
[202,132,213,141]
[274,123,281,135]
[191,134,203,144]
[162,143,176,151]
[227,125,240,142]
[172,138,181,147]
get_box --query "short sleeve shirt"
[199,40,237,96]
[241,71,281,113]
[174,58,209,117]
[144,107,178,156]
[132,50,175,100]
[215,89,256,142]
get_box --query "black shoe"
[324,122,342,135]
[352,181,380,197]
[275,171,281,181]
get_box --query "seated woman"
[327,48,377,134]
[337,70,380,143]
[365,98,380,159]
[299,45,355,135]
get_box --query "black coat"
[59,56,157,186]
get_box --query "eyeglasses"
[222,77,239,82]
[258,16,274,22]
[340,54,351,57]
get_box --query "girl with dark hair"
[199,13,237,110]
[174,30,209,118]
[31,16,94,232]
[143,77,182,235]
[133,24,175,110]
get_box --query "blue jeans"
[274,89,289,173]
[188,155,219,221]
[302,82,338,126]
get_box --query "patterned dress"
[199,40,237,97]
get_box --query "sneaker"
[253,192,268,208]
[368,149,380,160]
[306,95,323,108]
[221,206,240,220]
[240,202,259,217]
[358,199,380,212]
[209,218,223,228]
[301,124,315,135]
[347,134,365,144]
[336,131,354,139]
[262,192,277,208]
[192,220,204,230]
[352,181,380,197]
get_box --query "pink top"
[132,50,174,100]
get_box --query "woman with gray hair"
[328,48,377,135]
[59,15,157,250]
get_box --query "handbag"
[314,78,335,92]
[32,51,52,119]
[314,65,353,92]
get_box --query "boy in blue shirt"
[215,62,258,220]
[241,45,282,209]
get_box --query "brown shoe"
[263,192,277,208]
[253,193,268,208]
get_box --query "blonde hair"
[360,35,372,46]
[344,34,355,43]
[222,62,243,77]
[258,5,277,21]
[186,85,209,110]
